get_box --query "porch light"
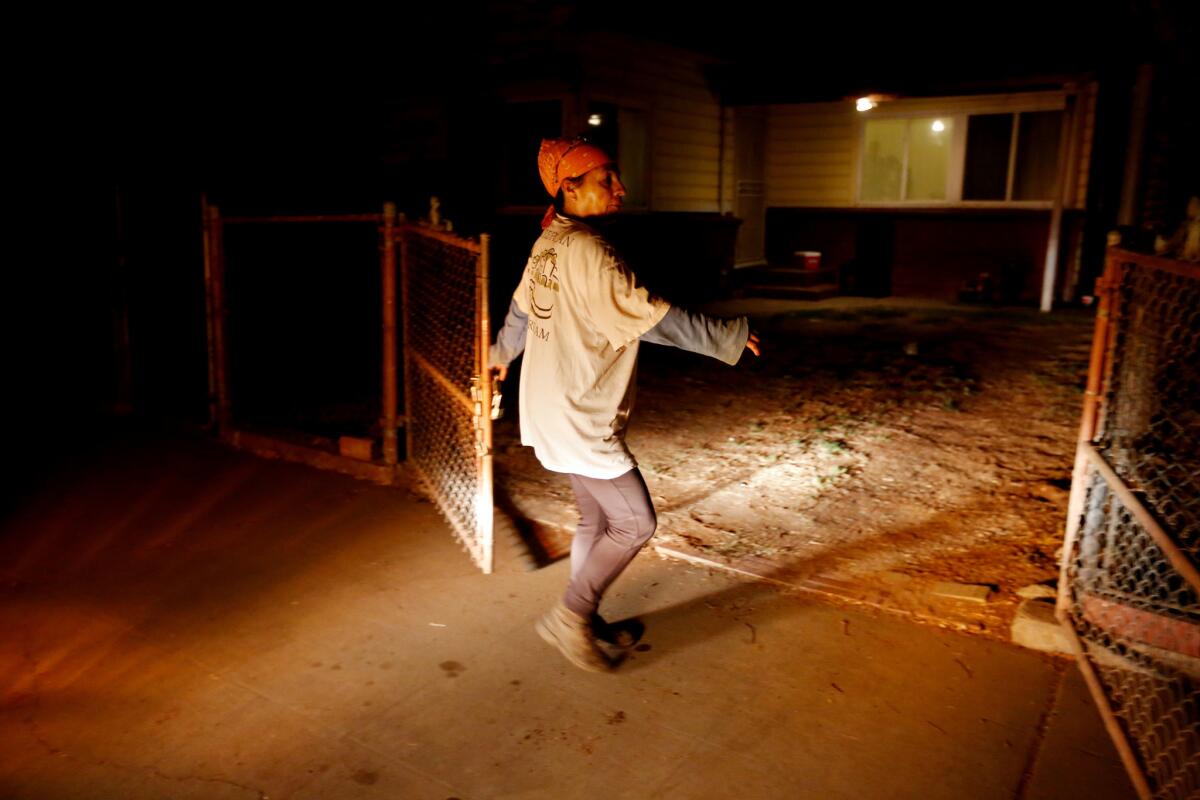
[931,119,946,132]
[856,97,876,112]
[587,113,604,126]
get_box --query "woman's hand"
[745,331,762,357]
[491,364,509,382]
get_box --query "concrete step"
[734,267,838,287]
[740,282,840,300]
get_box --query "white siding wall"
[577,34,726,213]
[766,102,857,207]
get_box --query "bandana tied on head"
[537,138,614,229]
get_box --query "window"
[962,111,1063,201]
[860,119,906,201]
[860,109,1063,205]
[962,114,1013,200]
[1011,112,1062,201]
[861,117,954,202]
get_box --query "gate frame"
[201,201,496,572]
[398,225,494,574]
[1055,246,1200,800]
[201,199,404,484]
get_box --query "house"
[728,85,1098,306]
[473,4,1195,312]
[477,30,1105,310]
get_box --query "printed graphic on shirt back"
[527,248,560,325]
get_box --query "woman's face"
[564,165,626,218]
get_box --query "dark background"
[9,1,1196,504]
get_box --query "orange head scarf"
[537,137,614,228]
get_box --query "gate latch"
[470,377,491,457]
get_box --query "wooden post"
[111,183,134,414]
[209,205,231,435]
[201,195,218,428]
[381,202,398,466]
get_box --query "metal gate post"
[209,204,231,436]
[381,202,398,466]
[478,234,494,573]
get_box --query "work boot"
[535,602,613,673]
[591,613,644,649]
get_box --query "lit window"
[859,108,1063,204]
[861,116,953,202]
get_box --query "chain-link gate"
[401,227,495,573]
[1058,247,1200,800]
[204,203,496,573]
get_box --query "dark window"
[961,110,1062,202]
[1013,111,1063,200]
[963,114,1013,200]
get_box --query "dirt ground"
[493,298,1095,638]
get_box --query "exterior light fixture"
[852,93,896,112]
[931,119,945,132]
[587,113,603,126]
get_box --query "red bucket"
[795,250,821,270]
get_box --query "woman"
[490,137,760,672]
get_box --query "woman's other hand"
[746,331,762,357]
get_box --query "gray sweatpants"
[563,468,658,618]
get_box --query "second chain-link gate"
[1058,247,1199,800]
[401,227,495,573]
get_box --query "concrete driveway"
[0,428,1135,799]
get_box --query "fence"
[203,202,494,572]
[1057,247,1199,799]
